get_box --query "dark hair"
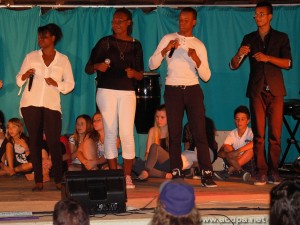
[256,1,273,14]
[0,110,4,126]
[234,105,250,119]
[38,23,63,45]
[269,178,300,225]
[181,7,197,20]
[114,8,133,35]
[53,198,90,225]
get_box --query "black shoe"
[201,170,217,187]
[214,170,230,181]
[171,168,184,179]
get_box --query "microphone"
[28,74,34,91]
[168,38,179,58]
[238,43,251,64]
[104,58,111,65]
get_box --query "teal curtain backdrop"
[0,6,299,162]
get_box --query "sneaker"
[192,167,201,180]
[125,175,135,189]
[268,173,282,185]
[214,170,230,181]
[171,168,184,179]
[237,170,251,182]
[201,170,217,187]
[254,174,267,186]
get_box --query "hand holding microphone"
[168,38,179,58]
[237,43,251,64]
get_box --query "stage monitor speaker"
[62,169,127,214]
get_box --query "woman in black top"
[85,8,144,189]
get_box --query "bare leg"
[123,158,133,176]
[108,158,118,170]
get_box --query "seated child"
[181,117,218,178]
[77,112,108,170]
[68,114,92,171]
[214,105,253,182]
[138,104,172,180]
[1,118,32,176]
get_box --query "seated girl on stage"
[0,118,32,176]
[68,114,93,171]
[77,112,121,170]
[138,104,172,180]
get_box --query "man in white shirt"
[149,7,216,187]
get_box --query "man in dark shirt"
[230,1,292,185]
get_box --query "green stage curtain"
[1,6,299,161]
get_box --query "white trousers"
[96,88,136,159]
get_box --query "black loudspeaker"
[62,169,127,214]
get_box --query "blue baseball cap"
[159,180,195,216]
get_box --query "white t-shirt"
[224,127,253,152]
[149,32,211,85]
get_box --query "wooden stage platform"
[0,174,276,225]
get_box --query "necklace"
[116,39,128,60]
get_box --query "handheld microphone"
[28,74,34,91]
[168,38,179,58]
[104,58,111,65]
[238,43,251,64]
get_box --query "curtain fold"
[1,6,299,161]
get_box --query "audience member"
[68,114,92,171]
[214,105,253,182]
[138,104,172,180]
[137,105,217,181]
[77,112,108,170]
[53,198,90,225]
[0,110,6,163]
[182,118,218,172]
[149,180,201,225]
[0,118,32,176]
[269,178,300,225]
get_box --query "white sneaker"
[125,175,135,189]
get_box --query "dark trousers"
[21,106,62,183]
[250,90,283,176]
[164,85,212,172]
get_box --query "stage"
[0,174,274,225]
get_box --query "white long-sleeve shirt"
[16,49,75,115]
[149,32,211,85]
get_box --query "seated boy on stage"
[214,105,253,182]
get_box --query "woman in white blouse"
[16,23,75,192]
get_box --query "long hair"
[7,118,27,143]
[88,111,102,143]
[269,178,300,225]
[151,104,169,149]
[73,114,92,146]
[150,201,201,225]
